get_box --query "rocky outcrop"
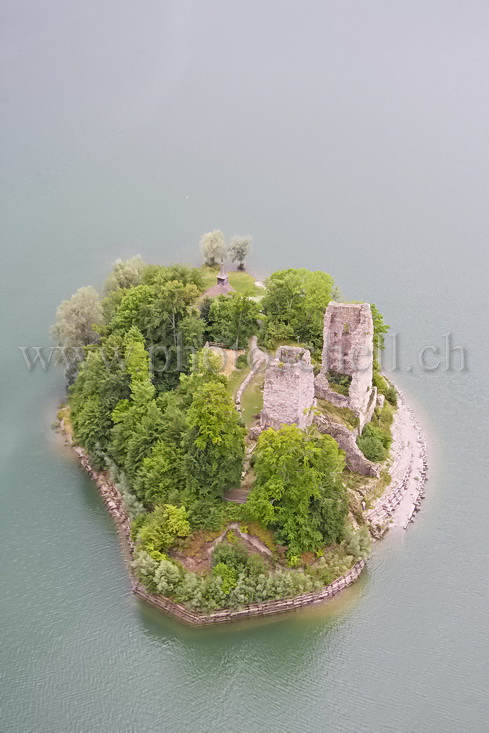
[313,414,379,477]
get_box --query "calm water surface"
[1,2,489,731]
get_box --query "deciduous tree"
[247,425,347,556]
[200,230,226,266]
[228,235,253,270]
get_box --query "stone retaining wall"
[132,559,366,626]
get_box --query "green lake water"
[1,2,488,731]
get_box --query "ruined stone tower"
[314,302,377,432]
[260,346,315,430]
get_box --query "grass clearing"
[240,371,264,427]
[226,365,251,399]
[317,399,359,430]
[200,266,259,296]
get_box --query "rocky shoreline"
[366,386,428,537]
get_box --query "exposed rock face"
[313,415,380,477]
[260,346,315,430]
[315,302,376,432]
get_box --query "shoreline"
[59,382,428,626]
[366,386,428,536]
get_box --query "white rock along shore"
[366,386,428,536]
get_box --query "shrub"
[132,550,159,591]
[213,562,238,593]
[154,558,183,596]
[236,352,249,370]
[137,504,191,561]
[212,541,249,571]
[373,370,398,406]
[357,424,392,462]
[327,370,352,396]
[342,525,371,560]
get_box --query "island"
[52,232,428,625]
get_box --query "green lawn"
[316,399,359,431]
[200,266,260,296]
[240,371,264,426]
[226,366,251,399]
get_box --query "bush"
[212,562,238,593]
[154,558,183,595]
[342,525,371,560]
[137,504,191,561]
[326,370,352,396]
[236,352,249,370]
[212,541,249,571]
[357,424,391,462]
[373,370,398,406]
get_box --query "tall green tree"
[247,425,347,556]
[109,328,157,466]
[69,331,131,466]
[207,293,260,348]
[184,381,246,498]
[261,269,336,353]
[370,303,389,367]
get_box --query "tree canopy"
[261,268,337,354]
[205,293,260,349]
[247,425,347,557]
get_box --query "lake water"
[1,2,489,731]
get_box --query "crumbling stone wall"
[313,415,379,477]
[315,302,376,432]
[260,347,315,430]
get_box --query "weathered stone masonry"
[260,346,315,431]
[259,304,380,476]
[314,302,377,432]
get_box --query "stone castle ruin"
[260,347,315,431]
[314,302,377,432]
[260,302,380,476]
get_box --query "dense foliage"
[357,403,394,462]
[260,268,338,354]
[204,292,260,348]
[66,260,247,527]
[247,425,348,558]
[56,254,389,613]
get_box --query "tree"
[107,278,203,391]
[133,393,189,505]
[184,381,246,498]
[142,264,204,292]
[200,230,226,267]
[137,504,191,561]
[104,256,145,293]
[69,331,131,466]
[261,269,336,354]
[247,425,347,556]
[228,235,253,270]
[109,328,156,466]
[207,293,260,349]
[51,286,104,381]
